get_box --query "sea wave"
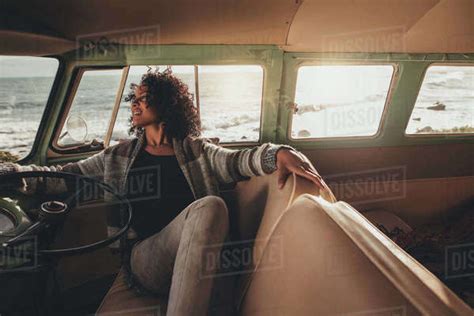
[0,101,46,109]
[207,114,259,130]
[296,104,327,114]
[0,130,15,134]
[425,70,469,90]
[426,79,466,90]
[363,93,386,102]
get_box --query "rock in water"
[0,151,19,162]
[427,101,446,111]
[417,126,433,133]
[297,130,311,138]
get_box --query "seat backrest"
[239,192,472,316]
[221,172,337,309]
[223,172,336,247]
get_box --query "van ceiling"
[1,0,472,56]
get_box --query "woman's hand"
[276,149,324,190]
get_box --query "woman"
[1,68,325,315]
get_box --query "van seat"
[96,172,330,315]
[240,194,472,315]
[96,268,166,315]
[97,173,472,315]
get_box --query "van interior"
[0,0,473,315]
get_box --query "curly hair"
[125,67,201,140]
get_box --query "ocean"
[0,70,263,157]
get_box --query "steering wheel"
[0,171,132,257]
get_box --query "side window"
[291,65,394,139]
[0,56,58,161]
[57,69,123,147]
[405,65,473,135]
[111,65,263,145]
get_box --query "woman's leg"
[130,195,229,316]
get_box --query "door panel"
[301,143,474,225]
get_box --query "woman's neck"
[145,123,171,147]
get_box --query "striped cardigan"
[2,132,293,241]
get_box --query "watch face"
[262,146,279,173]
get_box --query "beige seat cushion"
[96,269,166,315]
[240,194,472,316]
[240,195,419,315]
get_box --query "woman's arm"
[274,148,324,190]
[0,150,105,194]
[202,141,324,189]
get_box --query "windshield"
[0,56,59,161]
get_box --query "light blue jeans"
[130,196,230,316]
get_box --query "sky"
[0,56,60,78]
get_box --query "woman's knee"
[186,196,229,233]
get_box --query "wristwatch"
[262,144,295,174]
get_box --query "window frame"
[109,63,266,146]
[287,62,398,142]
[279,52,474,149]
[44,45,285,163]
[51,66,127,154]
[52,63,267,154]
[403,62,474,138]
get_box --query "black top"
[125,148,194,240]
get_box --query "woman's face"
[131,85,159,128]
